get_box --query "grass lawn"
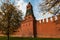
[0,36,60,40]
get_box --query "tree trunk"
[7,29,9,40]
[7,34,9,40]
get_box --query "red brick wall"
[12,15,34,37]
[37,15,60,38]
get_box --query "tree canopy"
[0,2,22,35]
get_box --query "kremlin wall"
[0,2,60,38]
[11,2,60,38]
[12,14,60,38]
[37,15,60,38]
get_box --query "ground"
[0,36,60,40]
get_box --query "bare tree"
[39,0,60,15]
[0,0,22,40]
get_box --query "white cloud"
[15,0,53,20]
[15,0,27,17]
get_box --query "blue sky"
[0,0,53,20]
[15,0,53,20]
[24,0,44,20]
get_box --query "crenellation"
[39,20,41,23]
[52,16,56,21]
[39,15,59,23]
[42,19,44,22]
[48,17,51,22]
[44,18,46,23]
[54,15,58,21]
[50,17,53,22]
[41,19,43,23]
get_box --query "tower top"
[25,2,36,19]
[26,2,32,10]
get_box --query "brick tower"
[25,2,37,37]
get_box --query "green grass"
[0,36,60,40]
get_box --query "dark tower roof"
[25,2,35,19]
[26,2,32,10]
[27,2,31,5]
